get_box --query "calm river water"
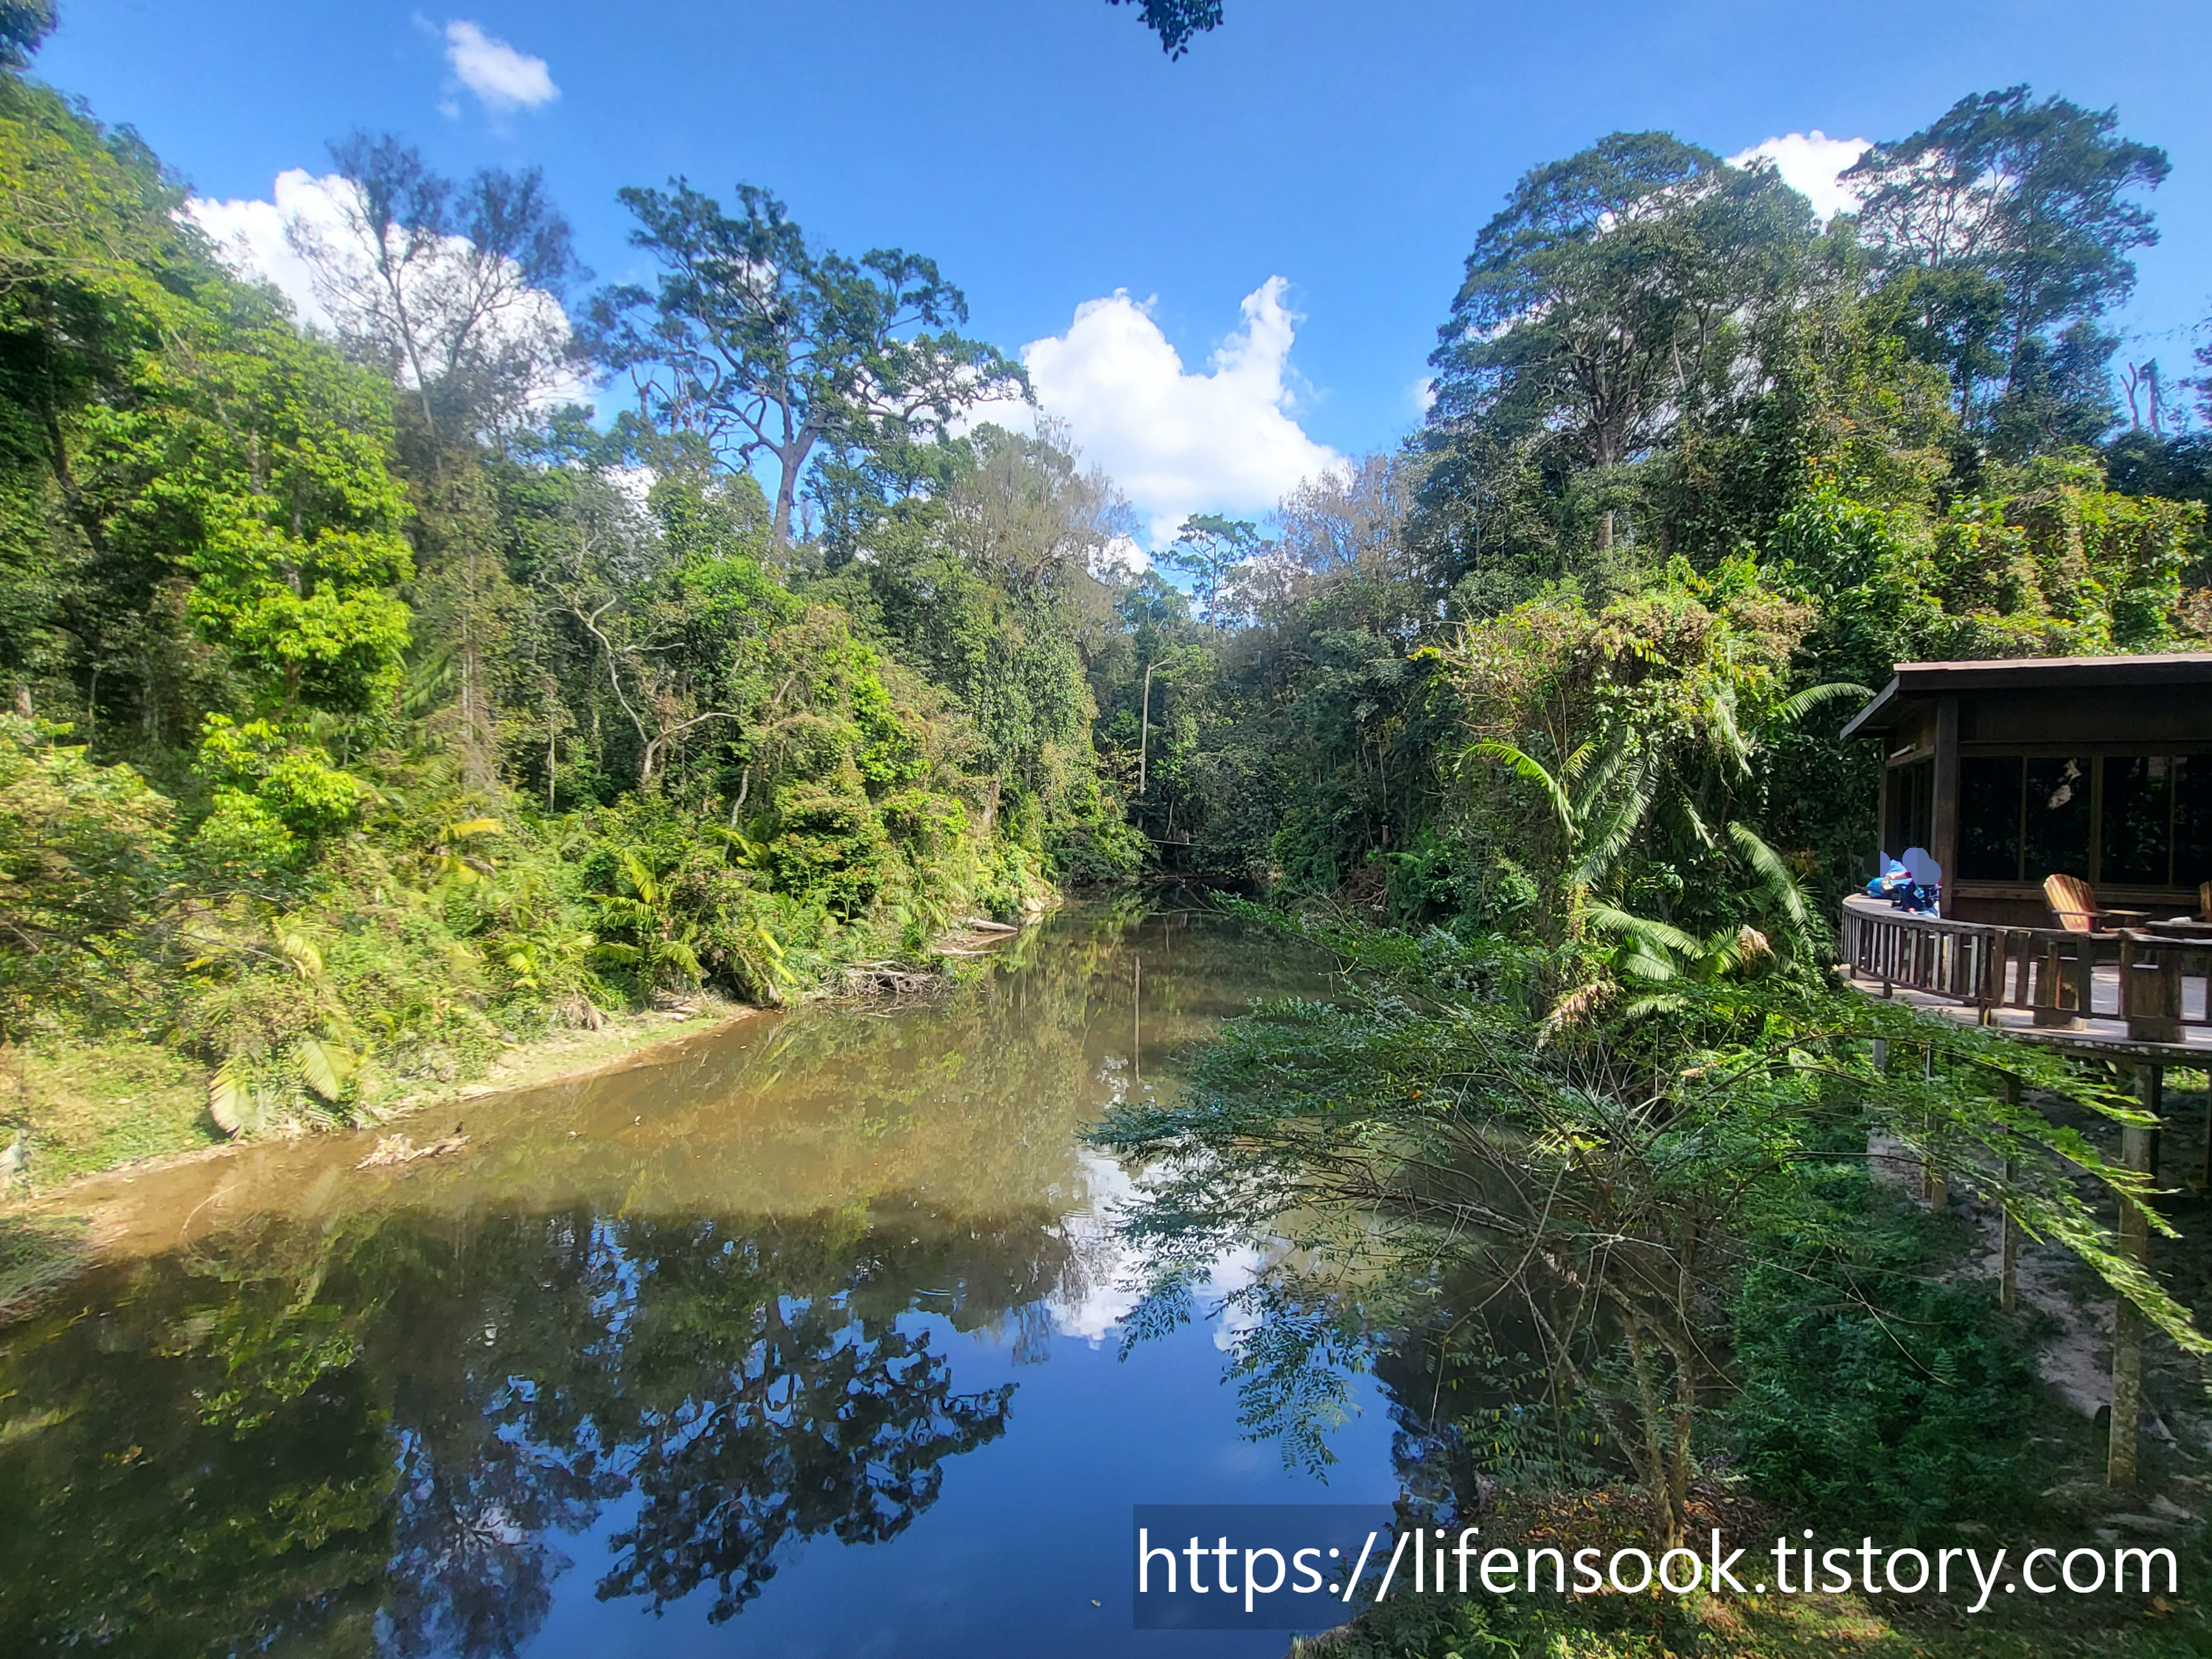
[0,903,1402,1657]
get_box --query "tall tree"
[1157,513,1261,625]
[585,182,1025,551]
[1427,133,1812,551]
[0,0,53,68]
[293,132,588,453]
[1844,88,2168,436]
[288,134,588,789]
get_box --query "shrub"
[768,782,893,916]
[0,718,173,1032]
[1726,1175,2053,1539]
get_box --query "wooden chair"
[2044,873,2099,933]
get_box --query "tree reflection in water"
[1,1206,1036,1658]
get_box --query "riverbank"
[0,905,1059,1210]
[0,911,1064,1324]
[0,1000,754,1206]
[0,999,757,1320]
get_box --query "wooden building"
[1840,653,2212,926]
[1839,653,2212,1497]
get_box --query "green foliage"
[1121,81,2203,968]
[77,278,417,720]
[196,716,367,836]
[0,715,171,1032]
[1157,512,1261,624]
[1846,86,2170,442]
[1432,132,1813,479]
[1098,907,2203,1559]
[584,181,1025,549]
[1105,0,1222,57]
[1729,1189,2054,1539]
[768,781,894,916]
[0,69,1134,1183]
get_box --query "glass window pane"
[1958,757,2023,880]
[2177,756,2212,895]
[2023,757,2091,882]
[1886,758,1934,858]
[2101,756,2172,886]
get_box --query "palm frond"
[291,1035,358,1103]
[1571,759,1653,886]
[1587,903,1701,958]
[1774,681,1874,724]
[207,1057,254,1136]
[1728,821,1809,926]
[1470,739,1574,836]
[1706,684,1750,775]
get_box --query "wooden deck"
[1840,894,2212,1065]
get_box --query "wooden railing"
[1839,894,2211,1042]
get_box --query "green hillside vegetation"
[0,68,1141,1184]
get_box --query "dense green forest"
[0,0,2206,1181]
[1077,71,2212,1659]
[0,25,1155,1168]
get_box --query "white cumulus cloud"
[442,19,559,114]
[1021,277,1344,546]
[1730,130,1871,223]
[185,169,353,331]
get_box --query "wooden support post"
[1930,697,1958,914]
[1999,1074,2020,1315]
[2107,1069,2161,1492]
[2070,942,2097,1024]
[2032,942,2081,1029]
[1923,1045,1947,1210]
[2121,939,2183,1044]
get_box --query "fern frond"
[207,1058,254,1136]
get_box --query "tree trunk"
[1627,1326,1683,1551]
[1138,661,1153,798]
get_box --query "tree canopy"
[585,183,1026,549]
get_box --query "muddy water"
[0,903,1399,1658]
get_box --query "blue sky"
[39,0,2212,538]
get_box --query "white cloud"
[1098,534,1149,576]
[442,19,559,114]
[1046,1151,1146,1344]
[1730,130,1871,223]
[1021,278,1344,546]
[185,169,354,331]
[1042,1150,1288,1352]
